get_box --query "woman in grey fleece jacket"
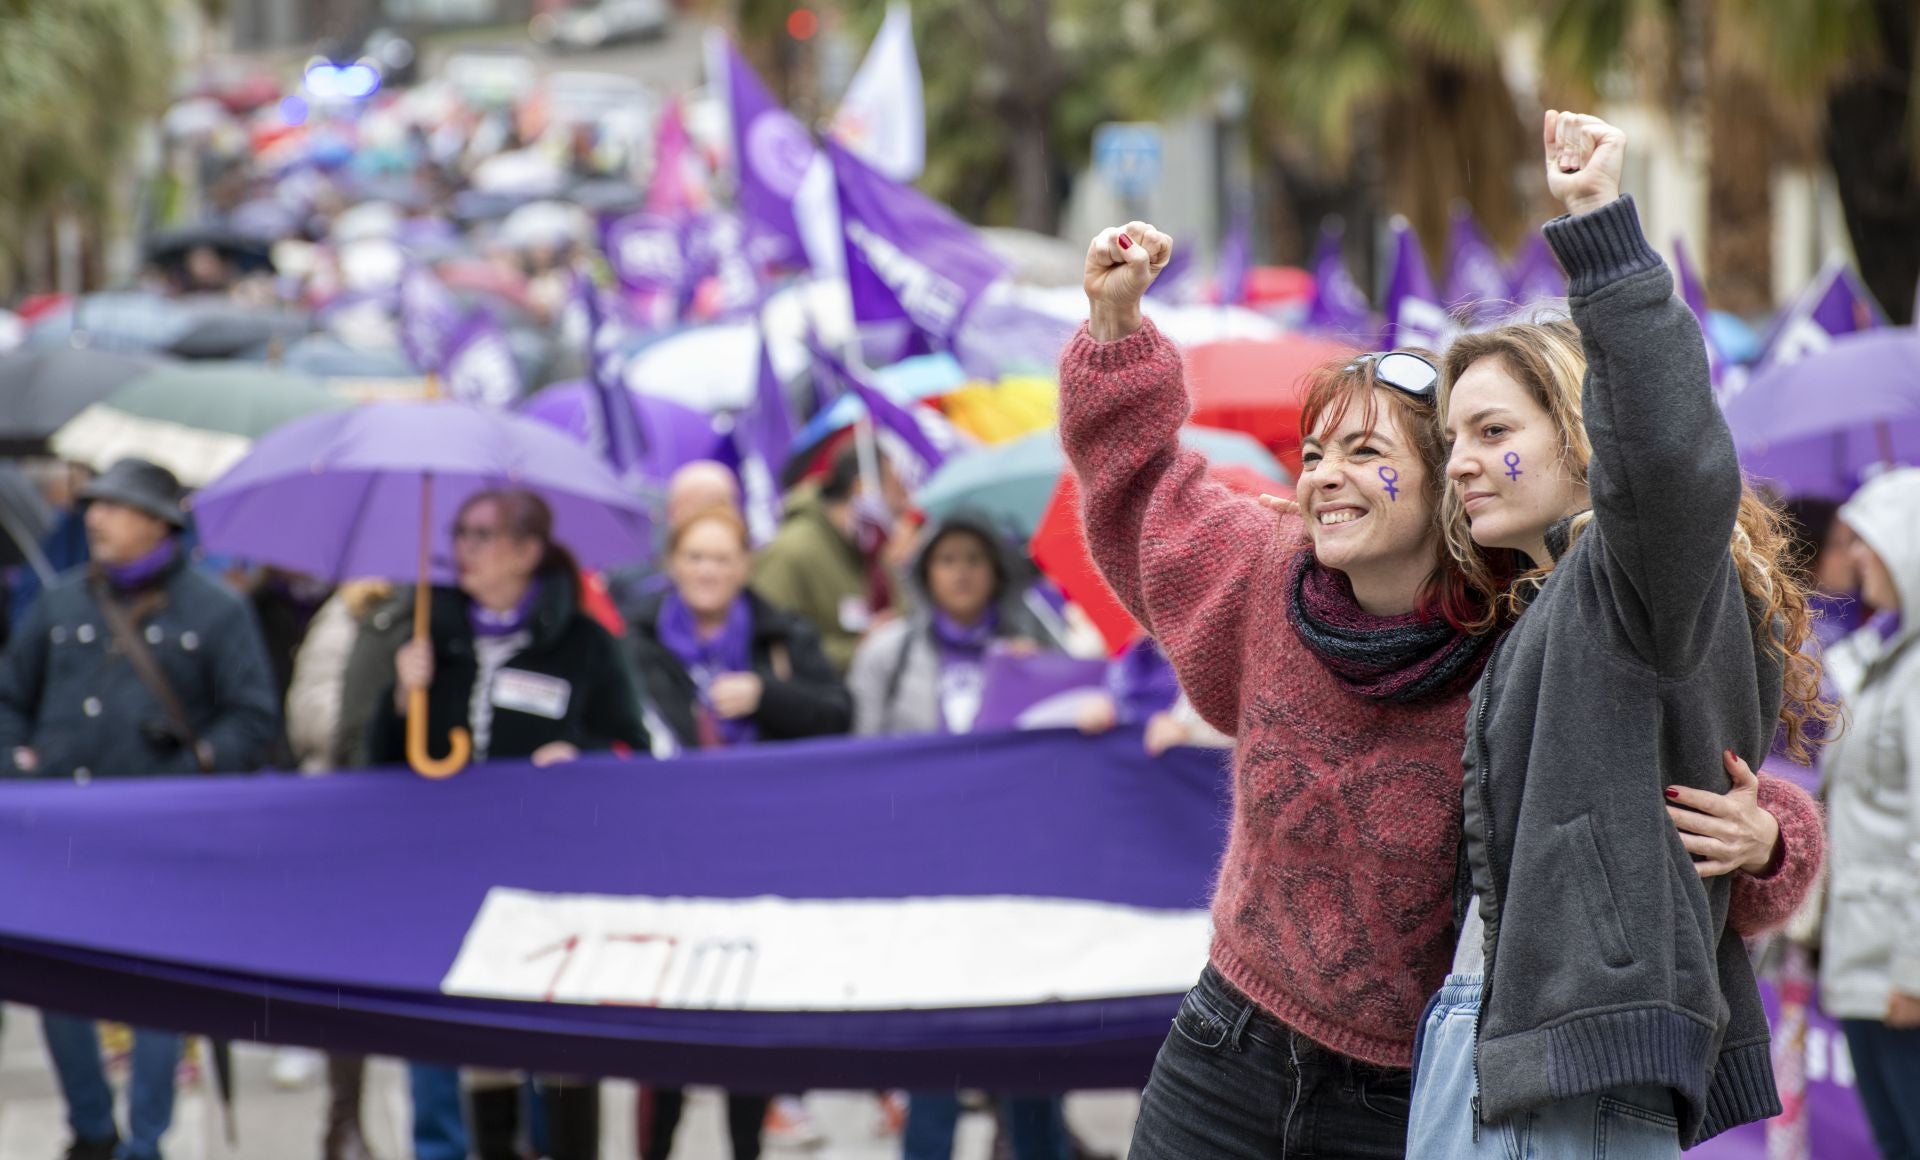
[1403,112,1830,1154]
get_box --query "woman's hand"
[709,673,764,719]
[1667,750,1781,877]
[1143,710,1192,757]
[1543,110,1626,217]
[1257,493,1300,517]
[394,639,434,713]
[1075,693,1119,735]
[531,741,580,767]
[1888,991,1920,1029]
[1084,222,1173,342]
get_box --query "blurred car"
[443,49,540,110]
[530,0,672,51]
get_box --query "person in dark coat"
[0,457,278,1160]
[625,504,851,1160]
[368,487,648,1160]
[628,505,852,753]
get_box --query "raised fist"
[1543,110,1626,217]
[1083,222,1174,341]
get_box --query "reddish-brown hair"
[668,505,751,555]
[1297,357,1510,633]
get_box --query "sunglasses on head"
[1345,351,1439,400]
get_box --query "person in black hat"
[0,456,279,1160]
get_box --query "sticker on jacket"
[491,670,572,720]
[837,595,872,633]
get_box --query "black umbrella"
[165,308,312,360]
[144,227,276,277]
[0,464,55,583]
[0,349,163,454]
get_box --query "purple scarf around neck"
[469,581,540,638]
[657,591,758,746]
[1283,550,1489,704]
[102,537,180,591]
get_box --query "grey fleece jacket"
[1459,196,1782,1145]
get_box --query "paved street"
[0,1006,1138,1159]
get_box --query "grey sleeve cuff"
[1542,195,1665,299]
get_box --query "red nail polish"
[1117,233,1132,250]
[1665,788,1680,799]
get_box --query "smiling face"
[1443,354,1592,561]
[1297,385,1441,602]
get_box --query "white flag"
[830,4,925,182]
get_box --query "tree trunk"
[1006,106,1058,233]
[1705,31,1776,315]
[1824,0,1920,324]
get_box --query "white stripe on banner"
[442,888,1211,1010]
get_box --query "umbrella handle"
[405,466,471,779]
[406,687,471,779]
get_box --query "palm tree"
[0,0,175,298]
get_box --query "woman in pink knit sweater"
[1058,223,1824,1158]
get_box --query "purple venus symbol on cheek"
[1377,465,1400,501]
[1503,451,1524,481]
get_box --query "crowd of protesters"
[0,99,1916,1160]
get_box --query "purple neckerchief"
[1869,609,1904,643]
[470,581,540,638]
[1108,637,1180,725]
[931,608,998,735]
[103,538,180,591]
[657,591,758,746]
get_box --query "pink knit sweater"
[1058,318,1824,1068]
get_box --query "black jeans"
[1843,1019,1920,1159]
[1129,965,1411,1159]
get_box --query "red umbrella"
[1185,333,1356,475]
[1031,465,1293,657]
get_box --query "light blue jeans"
[1407,974,1681,1159]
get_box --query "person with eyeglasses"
[1057,212,1822,1157]
[372,486,650,1160]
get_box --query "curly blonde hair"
[1437,321,1834,763]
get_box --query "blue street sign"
[1093,122,1163,199]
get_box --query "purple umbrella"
[518,380,728,483]
[1720,329,1920,497]
[192,399,652,584]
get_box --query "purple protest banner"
[1305,218,1374,343]
[827,138,1007,352]
[734,325,796,544]
[1446,205,1510,325]
[974,653,1111,733]
[0,728,1229,1092]
[1757,258,1885,370]
[712,33,816,268]
[682,211,765,320]
[399,265,463,373]
[1383,216,1457,352]
[1506,235,1566,307]
[442,309,523,410]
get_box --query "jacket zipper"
[1469,632,1511,1138]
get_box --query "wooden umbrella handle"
[405,470,471,779]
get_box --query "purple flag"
[827,138,1007,351]
[974,653,1111,733]
[809,338,957,487]
[1144,244,1195,303]
[1506,235,1566,307]
[682,211,766,320]
[714,34,816,268]
[1304,219,1373,340]
[1383,217,1457,352]
[1672,238,1727,388]
[603,212,686,297]
[442,310,522,410]
[1446,205,1510,325]
[399,265,462,373]
[1212,211,1250,306]
[734,326,796,545]
[1759,258,1885,369]
[570,271,647,478]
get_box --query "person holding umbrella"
[369,486,648,1160]
[0,457,279,1160]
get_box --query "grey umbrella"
[0,348,163,454]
